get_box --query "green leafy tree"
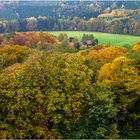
[72,84,119,139]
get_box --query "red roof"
[86,40,93,45]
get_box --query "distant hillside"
[0,1,140,20]
[0,1,139,35]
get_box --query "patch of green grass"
[49,31,140,47]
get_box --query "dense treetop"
[0,1,140,139]
[0,32,140,138]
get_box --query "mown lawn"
[49,31,140,47]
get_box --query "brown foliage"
[10,32,60,48]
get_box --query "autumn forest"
[0,1,140,139]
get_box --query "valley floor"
[50,31,140,47]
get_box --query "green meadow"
[50,31,140,47]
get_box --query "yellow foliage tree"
[84,46,126,80]
[0,51,93,139]
[98,56,140,111]
[0,45,32,71]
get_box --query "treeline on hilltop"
[0,32,140,139]
[0,1,140,35]
[0,10,140,35]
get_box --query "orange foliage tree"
[10,32,60,48]
[133,42,140,51]
[83,46,126,80]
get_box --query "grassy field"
[49,31,140,47]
